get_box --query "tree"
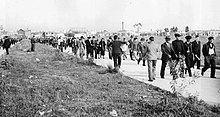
[133,23,142,33]
[185,26,189,32]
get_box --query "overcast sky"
[0,0,220,32]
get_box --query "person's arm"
[202,44,206,56]
[161,44,170,57]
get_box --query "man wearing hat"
[137,38,146,66]
[192,35,201,69]
[170,33,185,79]
[2,36,11,55]
[160,36,173,78]
[143,36,159,82]
[85,36,94,59]
[184,35,193,77]
[201,36,216,78]
[109,35,126,69]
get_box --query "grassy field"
[0,39,219,116]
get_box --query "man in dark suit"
[184,35,193,77]
[110,35,125,68]
[172,33,185,60]
[30,35,36,52]
[192,35,201,69]
[171,33,185,79]
[2,36,11,55]
[85,36,94,59]
[160,36,173,78]
[201,36,216,78]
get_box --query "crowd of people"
[0,33,217,81]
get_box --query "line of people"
[108,34,217,82]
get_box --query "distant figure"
[94,37,100,59]
[30,36,36,52]
[107,37,113,59]
[71,37,79,55]
[137,38,146,66]
[160,36,173,78]
[2,36,11,55]
[85,36,94,59]
[99,38,106,59]
[78,36,86,59]
[184,36,193,77]
[0,38,3,49]
[131,37,139,60]
[110,35,126,69]
[58,37,64,52]
[201,36,216,78]
[171,33,185,79]
[143,36,159,82]
[121,38,128,60]
[192,35,201,69]
[128,36,135,61]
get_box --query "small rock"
[38,111,45,116]
[36,58,40,62]
[29,75,34,79]
[110,110,118,117]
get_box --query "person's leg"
[142,59,146,66]
[112,54,117,68]
[137,58,141,64]
[210,55,216,78]
[130,50,134,60]
[147,60,153,81]
[202,56,210,75]
[118,53,122,68]
[188,68,192,77]
[160,60,167,78]
[197,59,201,69]
[152,60,157,79]
[6,48,9,55]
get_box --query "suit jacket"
[2,38,11,49]
[172,40,185,59]
[144,41,159,60]
[161,42,173,61]
[85,39,94,50]
[202,42,216,56]
[192,40,201,57]
[110,40,124,54]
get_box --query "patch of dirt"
[0,39,219,117]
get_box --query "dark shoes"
[161,77,164,79]
[211,76,216,78]
[148,79,154,82]
[142,64,146,66]
[201,70,204,76]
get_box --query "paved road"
[1,47,220,105]
[93,53,220,105]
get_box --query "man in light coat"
[143,36,159,82]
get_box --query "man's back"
[111,41,123,54]
[145,42,158,60]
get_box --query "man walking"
[137,38,146,66]
[201,36,216,78]
[192,35,201,69]
[144,36,159,82]
[184,35,193,77]
[110,35,125,69]
[85,36,94,59]
[160,36,173,78]
[171,33,185,79]
[2,36,11,55]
